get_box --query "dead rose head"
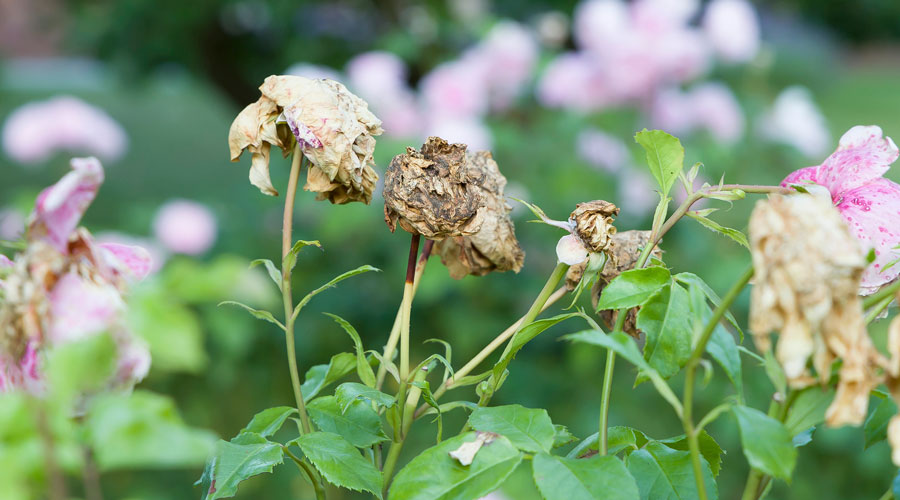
[433,150,524,278]
[0,157,151,393]
[383,137,485,239]
[228,75,383,203]
[555,201,620,266]
[748,193,879,426]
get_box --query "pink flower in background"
[759,86,831,158]
[573,0,630,52]
[537,52,609,110]
[153,199,218,255]
[469,21,538,110]
[426,116,492,152]
[420,58,489,119]
[97,232,167,273]
[29,156,104,252]
[652,83,744,144]
[2,96,128,165]
[346,51,409,102]
[576,128,630,173]
[703,0,760,64]
[782,125,900,293]
[0,208,25,240]
[618,169,658,218]
[97,242,153,280]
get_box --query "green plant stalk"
[866,295,894,323]
[284,446,326,500]
[382,363,428,497]
[598,348,615,456]
[376,240,433,390]
[863,278,900,309]
[397,234,421,411]
[282,150,313,436]
[682,266,754,500]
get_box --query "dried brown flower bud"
[228,75,382,203]
[587,231,662,338]
[571,201,619,253]
[749,194,878,426]
[383,137,484,239]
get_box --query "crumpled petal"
[0,341,42,393]
[48,273,124,344]
[556,234,589,266]
[98,243,153,281]
[816,125,899,195]
[29,157,104,252]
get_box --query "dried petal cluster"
[383,137,485,239]
[749,194,878,426]
[0,157,151,393]
[229,75,383,203]
[571,200,619,253]
[433,151,524,278]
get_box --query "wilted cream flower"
[433,151,524,278]
[383,137,484,238]
[748,193,879,426]
[228,75,383,203]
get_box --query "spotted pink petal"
[29,157,104,252]
[780,165,820,188]
[98,242,152,280]
[48,273,123,344]
[835,178,900,293]
[815,125,899,195]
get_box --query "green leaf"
[197,432,283,500]
[562,331,683,417]
[553,425,577,448]
[763,350,787,397]
[685,212,749,249]
[335,382,396,411]
[792,427,814,447]
[284,239,322,272]
[241,406,296,438]
[46,333,117,400]
[425,338,453,382]
[218,301,284,330]
[387,432,522,500]
[128,287,207,374]
[636,282,693,381]
[412,380,444,442]
[606,427,650,456]
[596,267,671,311]
[625,441,718,500]
[658,431,725,477]
[292,431,383,498]
[324,313,376,387]
[864,394,897,449]
[307,396,389,448]
[492,312,581,388]
[250,259,282,292]
[468,405,556,453]
[785,388,833,438]
[705,325,743,396]
[634,129,684,197]
[674,272,742,340]
[732,406,797,480]
[300,353,357,402]
[294,265,380,320]
[533,453,640,500]
[87,390,217,470]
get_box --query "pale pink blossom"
[470,21,539,109]
[573,0,630,52]
[618,169,658,218]
[2,96,128,165]
[0,208,24,240]
[0,341,42,393]
[781,126,900,294]
[420,57,489,119]
[537,52,610,110]
[48,272,124,344]
[557,234,589,265]
[346,51,409,103]
[96,232,167,273]
[703,0,760,64]
[29,156,104,252]
[0,255,11,268]
[759,86,831,158]
[152,199,218,255]
[97,243,153,280]
[534,11,569,49]
[652,83,744,144]
[426,116,492,152]
[576,128,630,173]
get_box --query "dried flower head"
[433,151,524,278]
[228,75,383,203]
[749,193,878,426]
[383,137,485,239]
[571,200,619,253]
[585,230,662,337]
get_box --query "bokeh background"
[2,0,900,498]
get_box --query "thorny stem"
[376,240,433,390]
[415,286,567,419]
[282,149,313,436]
[284,446,326,500]
[683,266,754,500]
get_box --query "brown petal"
[571,200,619,253]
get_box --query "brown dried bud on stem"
[433,151,524,278]
[748,194,878,426]
[571,201,619,253]
[383,137,484,239]
[228,75,382,203]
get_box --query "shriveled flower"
[433,151,524,278]
[781,125,900,294]
[586,230,662,337]
[748,193,879,426]
[0,158,152,393]
[550,200,620,266]
[228,75,383,203]
[383,137,484,239]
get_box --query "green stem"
[284,447,326,500]
[396,234,420,417]
[381,441,404,495]
[863,279,900,309]
[866,295,894,324]
[683,266,755,500]
[741,469,765,500]
[878,488,894,500]
[282,150,313,436]
[598,348,615,456]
